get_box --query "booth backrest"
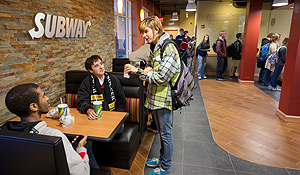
[65,71,144,123]
[0,129,70,175]
[112,58,130,72]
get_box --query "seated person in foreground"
[77,55,126,120]
[1,83,90,175]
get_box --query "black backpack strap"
[160,39,181,60]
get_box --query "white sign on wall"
[28,12,91,39]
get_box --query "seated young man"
[1,83,90,175]
[77,55,126,120]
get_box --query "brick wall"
[0,0,115,123]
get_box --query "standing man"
[230,33,243,80]
[1,83,91,175]
[125,16,180,175]
[175,28,184,44]
[216,31,227,81]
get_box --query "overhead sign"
[28,12,91,39]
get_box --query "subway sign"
[28,12,91,39]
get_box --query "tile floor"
[144,77,300,175]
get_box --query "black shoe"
[258,80,264,84]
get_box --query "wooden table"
[11,108,128,142]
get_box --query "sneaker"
[229,76,234,80]
[267,85,272,89]
[198,77,202,80]
[271,87,281,91]
[258,80,264,84]
[203,76,207,79]
[146,158,161,168]
[148,168,171,175]
[216,78,224,81]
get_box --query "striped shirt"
[137,32,180,110]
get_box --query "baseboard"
[276,109,300,123]
[238,79,254,84]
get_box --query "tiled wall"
[0,0,114,123]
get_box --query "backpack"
[227,43,234,58]
[160,39,196,110]
[267,45,279,65]
[260,43,270,61]
[212,39,223,53]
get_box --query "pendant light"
[170,12,179,21]
[186,0,197,11]
[272,0,288,7]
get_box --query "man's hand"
[144,67,153,73]
[77,135,88,149]
[87,109,98,120]
[124,64,138,74]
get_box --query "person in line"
[216,31,228,81]
[1,83,91,175]
[124,16,180,175]
[169,34,175,42]
[175,28,184,44]
[258,34,272,84]
[187,37,196,73]
[264,33,281,87]
[77,55,126,120]
[270,37,288,91]
[230,33,243,80]
[196,34,210,80]
[182,30,191,43]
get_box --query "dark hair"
[184,31,189,36]
[5,83,40,118]
[85,55,103,71]
[180,28,184,32]
[203,34,210,47]
[236,33,242,39]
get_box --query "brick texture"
[0,0,115,123]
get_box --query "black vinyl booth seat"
[65,70,147,169]
[0,129,110,175]
[112,58,130,72]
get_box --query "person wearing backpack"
[264,33,281,87]
[215,31,227,81]
[270,37,288,91]
[258,36,271,84]
[229,33,243,80]
[196,34,210,80]
[124,16,181,175]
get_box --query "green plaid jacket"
[137,33,180,110]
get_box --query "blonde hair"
[282,37,289,47]
[270,33,281,43]
[138,16,163,43]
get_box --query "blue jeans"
[216,56,227,78]
[264,69,271,86]
[259,67,266,82]
[197,55,206,79]
[270,64,283,88]
[152,108,173,171]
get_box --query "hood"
[1,121,41,133]
[152,32,170,54]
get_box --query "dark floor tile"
[183,141,233,170]
[183,164,236,175]
[235,171,261,175]
[184,111,210,126]
[254,83,280,102]
[286,168,300,175]
[173,111,184,124]
[172,139,183,164]
[229,154,290,175]
[171,162,183,175]
[183,124,214,143]
[147,134,160,159]
[173,124,183,140]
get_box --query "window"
[114,0,132,58]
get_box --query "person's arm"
[137,43,180,86]
[77,78,93,115]
[55,130,90,175]
[216,40,225,58]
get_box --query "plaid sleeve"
[149,44,180,85]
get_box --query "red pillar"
[276,0,300,121]
[239,0,263,82]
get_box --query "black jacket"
[233,40,242,60]
[197,41,210,56]
[77,73,126,114]
[277,46,287,66]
